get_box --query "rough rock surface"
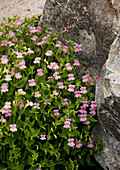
[41,0,120,76]
[0,0,46,20]
[93,33,120,170]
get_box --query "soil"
[0,0,46,20]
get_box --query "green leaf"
[89,116,98,122]
[7,87,14,97]
[31,129,40,137]
[11,77,28,88]
[4,136,11,145]
[28,155,34,165]
[79,158,84,166]
[16,164,25,170]
[47,135,51,140]
[55,100,61,109]
[63,146,69,155]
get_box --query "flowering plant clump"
[0,15,103,170]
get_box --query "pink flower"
[53,72,61,80]
[66,118,72,123]
[1,83,8,93]
[28,48,34,55]
[8,41,15,47]
[62,46,68,53]
[16,52,23,58]
[87,141,94,148]
[74,45,83,52]
[3,108,11,114]
[83,119,91,125]
[1,55,8,64]
[33,57,41,64]
[11,70,15,76]
[89,77,95,86]
[37,69,44,76]
[58,82,65,89]
[5,75,12,81]
[5,112,12,117]
[45,50,53,56]
[37,48,41,52]
[19,60,26,69]
[1,40,7,46]
[15,72,22,79]
[0,31,3,36]
[9,31,15,37]
[68,139,75,147]
[62,98,69,105]
[68,74,75,81]
[36,26,41,32]
[47,63,53,69]
[26,100,33,106]
[18,89,26,95]
[37,41,43,46]
[53,109,60,116]
[31,36,38,41]
[74,46,79,52]
[82,101,89,107]
[68,85,75,92]
[66,63,72,70]
[95,75,99,82]
[40,134,46,140]
[80,87,87,94]
[3,67,9,73]
[18,102,24,108]
[4,102,11,109]
[34,91,41,98]
[74,91,81,97]
[0,117,6,123]
[43,99,48,105]
[22,42,26,45]
[9,124,17,132]
[79,106,87,114]
[75,140,83,148]
[33,103,40,109]
[63,121,71,128]
[82,75,89,82]
[52,62,59,70]
[53,91,59,96]
[90,101,97,108]
[47,76,54,81]
[90,107,96,114]
[30,26,37,33]
[28,79,36,86]
[55,41,61,47]
[42,36,48,42]
[0,107,6,114]
[65,27,69,32]
[78,114,87,122]
[12,37,18,42]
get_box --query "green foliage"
[0,15,103,169]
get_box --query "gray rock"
[92,124,120,170]
[41,0,120,76]
[94,33,120,170]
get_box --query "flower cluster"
[0,102,12,121]
[0,15,101,169]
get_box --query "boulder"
[41,0,120,76]
[93,33,120,170]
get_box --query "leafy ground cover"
[0,15,103,170]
